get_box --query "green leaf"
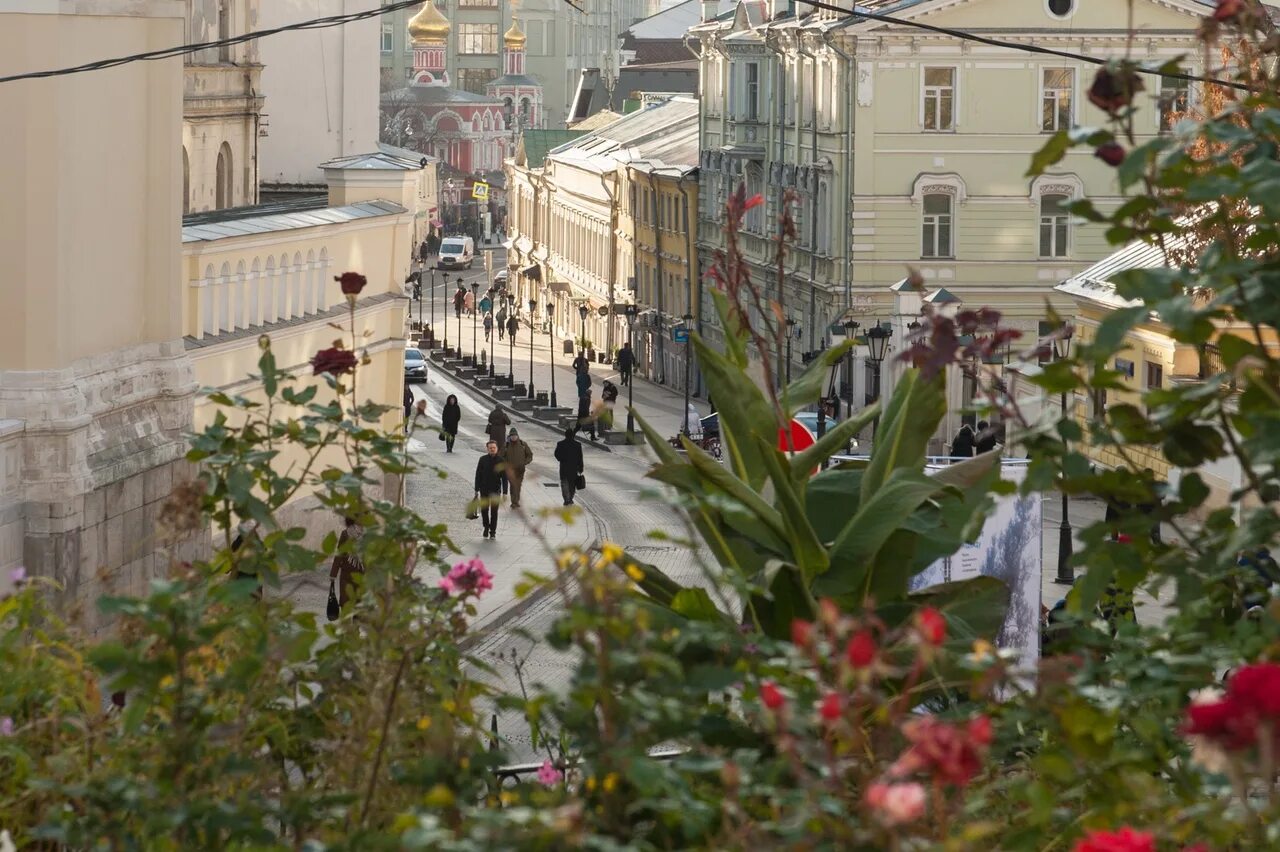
[690,329,780,490]
[669,588,725,623]
[1027,130,1071,176]
[804,466,865,543]
[780,340,853,417]
[788,403,879,483]
[860,369,946,503]
[755,437,829,585]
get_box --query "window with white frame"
[744,62,760,121]
[816,180,831,255]
[1159,75,1191,131]
[921,193,953,258]
[1041,68,1074,132]
[745,164,764,233]
[923,67,955,131]
[1039,193,1070,258]
[381,24,394,53]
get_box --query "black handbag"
[326,579,340,621]
[575,473,586,490]
[438,431,445,441]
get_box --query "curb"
[427,350,615,454]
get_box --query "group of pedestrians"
[950,420,1002,457]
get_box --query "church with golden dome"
[486,13,543,129]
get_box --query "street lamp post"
[625,304,638,439]
[547,302,558,407]
[455,279,464,361]
[429,268,436,348]
[507,295,515,383]
[865,324,892,438]
[470,281,479,367]
[527,299,537,400]
[681,313,693,436]
[1054,326,1077,585]
[578,303,589,358]
[842,319,860,420]
[784,317,796,385]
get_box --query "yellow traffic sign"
[471,182,489,200]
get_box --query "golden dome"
[503,17,526,49]
[408,1,450,43]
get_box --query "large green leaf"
[691,334,779,490]
[755,437,829,584]
[804,466,865,544]
[905,576,1011,641]
[752,562,817,639]
[815,469,944,601]
[780,340,854,417]
[860,370,947,503]
[680,433,791,552]
[788,403,880,484]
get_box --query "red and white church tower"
[487,9,543,129]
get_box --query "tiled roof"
[182,200,406,243]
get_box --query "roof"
[620,58,699,71]
[569,109,624,131]
[321,150,425,172]
[182,200,406,244]
[1055,231,1192,310]
[376,142,439,164]
[623,0,703,41]
[490,73,540,87]
[182,195,329,228]
[382,85,502,107]
[518,129,585,167]
[549,96,699,174]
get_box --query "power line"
[0,0,1251,94]
[0,0,426,85]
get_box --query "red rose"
[760,681,785,711]
[1088,67,1144,116]
[310,346,358,376]
[335,271,367,296]
[790,618,814,649]
[1183,696,1257,750]
[1226,662,1280,716]
[915,607,947,645]
[846,629,877,668]
[1095,142,1126,167]
[819,692,842,722]
[1073,827,1156,852]
[968,714,993,746]
[895,715,993,787]
[1213,0,1245,21]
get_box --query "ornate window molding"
[1028,172,1084,202]
[910,173,966,206]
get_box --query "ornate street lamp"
[470,281,479,367]
[842,319,860,419]
[507,296,516,383]
[547,302,558,407]
[429,268,437,348]
[1053,324,1077,585]
[577,303,589,357]
[865,323,893,439]
[528,298,537,400]
[785,317,796,384]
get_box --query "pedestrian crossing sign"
[471,182,489,200]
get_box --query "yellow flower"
[442,699,456,713]
[416,716,432,731]
[499,790,519,806]
[158,675,175,691]
[602,773,619,793]
[585,776,597,792]
[968,639,996,664]
[625,564,645,582]
[601,542,624,564]
[423,784,455,808]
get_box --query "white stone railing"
[189,250,334,339]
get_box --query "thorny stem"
[357,649,411,827]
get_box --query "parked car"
[436,236,475,269]
[404,347,427,383]
[493,268,510,287]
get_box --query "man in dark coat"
[474,440,505,538]
[454,284,466,319]
[951,424,976,458]
[486,405,511,453]
[403,384,414,432]
[975,420,998,454]
[554,429,584,506]
[616,342,634,386]
[506,314,519,343]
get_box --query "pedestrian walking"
[328,516,365,610]
[950,423,976,458]
[617,342,634,386]
[572,351,590,374]
[441,394,461,453]
[684,402,700,436]
[474,441,505,539]
[506,314,519,343]
[453,285,466,319]
[554,428,584,506]
[483,312,494,342]
[975,420,998,454]
[419,240,429,264]
[464,289,475,316]
[496,305,508,340]
[503,428,534,508]
[486,405,512,453]
[578,391,597,441]
[403,384,414,431]
[479,291,493,316]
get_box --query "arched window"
[182,147,190,214]
[744,163,764,233]
[1039,193,1070,258]
[215,142,233,209]
[921,193,953,258]
[520,97,531,119]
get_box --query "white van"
[437,236,475,269]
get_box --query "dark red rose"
[1226,662,1280,716]
[1088,67,1144,115]
[893,715,993,787]
[1095,142,1126,167]
[1073,827,1156,852]
[1184,696,1258,750]
[335,272,367,296]
[1214,0,1246,21]
[846,629,877,668]
[311,346,358,376]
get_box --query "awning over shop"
[519,263,541,281]
[547,280,572,294]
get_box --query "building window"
[1159,75,1190,131]
[921,193,953,258]
[1039,193,1070,258]
[816,180,831,254]
[1145,361,1164,389]
[744,62,760,122]
[1041,68,1074,132]
[215,142,233,209]
[381,24,393,53]
[922,67,955,131]
[458,0,497,5]
[218,0,231,62]
[458,23,499,54]
[458,67,498,94]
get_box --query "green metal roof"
[520,130,583,168]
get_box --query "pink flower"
[819,692,842,722]
[915,607,947,645]
[865,781,926,826]
[0,717,13,736]
[9,567,24,584]
[535,759,562,786]
[438,558,494,598]
[846,629,877,667]
[760,681,785,711]
[892,715,994,787]
[1073,827,1156,852]
[790,618,813,649]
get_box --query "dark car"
[404,347,427,383]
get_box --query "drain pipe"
[764,27,790,389]
[796,31,820,357]
[823,28,855,317]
